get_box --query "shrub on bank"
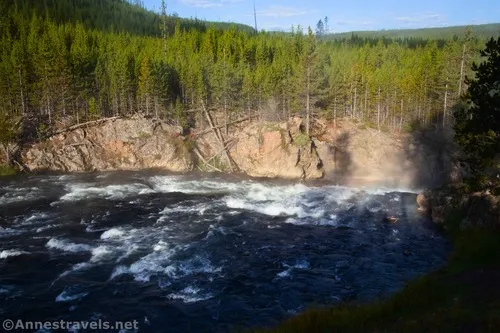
[0,164,16,176]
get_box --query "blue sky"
[143,0,500,32]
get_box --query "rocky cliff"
[314,119,459,188]
[417,187,500,230]
[22,117,193,173]
[20,116,458,188]
[197,118,323,179]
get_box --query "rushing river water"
[0,171,449,332]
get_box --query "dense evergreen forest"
[0,0,254,36]
[0,0,498,148]
[323,23,500,41]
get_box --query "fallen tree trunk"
[201,100,235,172]
[50,116,121,137]
[206,138,237,165]
[13,160,31,173]
[193,146,223,172]
[193,116,255,137]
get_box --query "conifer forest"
[0,0,497,135]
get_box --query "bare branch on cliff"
[206,138,238,165]
[49,116,121,137]
[193,116,256,137]
[13,160,31,173]
[193,146,223,172]
[201,100,236,172]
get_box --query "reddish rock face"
[21,117,459,186]
[228,122,323,179]
[21,117,323,179]
[22,117,193,173]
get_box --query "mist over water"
[0,171,449,332]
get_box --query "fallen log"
[201,100,235,172]
[13,160,31,173]
[193,116,255,137]
[50,116,121,137]
[193,146,223,172]
[205,138,238,165]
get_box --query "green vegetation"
[0,0,253,37]
[0,111,19,169]
[262,123,283,133]
[197,155,227,172]
[131,131,153,140]
[0,164,17,176]
[324,23,500,42]
[0,0,497,147]
[454,37,500,190]
[252,35,500,333]
[293,132,310,147]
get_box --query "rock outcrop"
[195,119,323,179]
[22,116,193,172]
[314,120,458,188]
[21,116,459,185]
[228,120,323,179]
[22,116,324,179]
[417,187,500,230]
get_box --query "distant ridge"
[323,23,500,40]
[2,0,255,36]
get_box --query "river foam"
[0,250,29,259]
[46,238,93,253]
[0,172,448,332]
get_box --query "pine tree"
[302,27,317,134]
[316,20,325,37]
[138,57,154,115]
[454,37,500,183]
[0,0,493,139]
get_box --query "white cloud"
[180,0,243,8]
[334,20,375,26]
[256,5,315,18]
[395,12,446,25]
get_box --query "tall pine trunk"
[18,69,25,115]
[443,81,448,127]
[458,43,466,95]
[377,87,381,132]
[306,65,310,135]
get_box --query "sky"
[142,0,500,32]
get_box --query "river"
[0,171,449,332]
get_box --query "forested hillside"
[0,0,497,157]
[324,23,500,41]
[0,0,254,36]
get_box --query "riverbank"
[8,116,496,331]
[0,164,16,176]
[13,115,458,190]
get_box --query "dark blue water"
[0,171,449,332]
